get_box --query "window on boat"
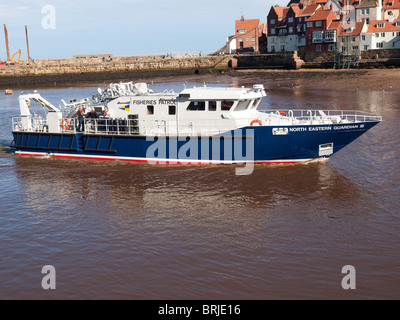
[168,105,176,115]
[221,100,234,111]
[187,101,206,111]
[252,98,261,109]
[234,100,251,111]
[147,105,154,115]
[208,101,217,111]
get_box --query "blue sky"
[0,0,278,60]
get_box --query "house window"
[396,21,400,27]
[397,31,400,36]
[381,33,385,37]
[361,9,365,14]
[307,21,313,28]
[238,29,246,34]
[366,18,369,24]
[377,42,384,48]
[377,23,385,28]
[252,37,255,42]
[281,45,285,51]
[375,33,380,37]
[313,31,324,43]
[289,27,293,33]
[352,46,359,50]
[316,45,322,51]
[271,19,276,24]
[239,38,242,42]
[288,17,294,23]
[316,21,322,27]
[271,28,276,35]
[366,8,369,14]
[328,44,336,51]
[362,35,366,41]
[352,37,356,42]
[364,45,369,50]
[147,105,154,115]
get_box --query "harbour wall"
[0,55,232,87]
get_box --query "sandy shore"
[231,68,400,91]
[1,67,400,91]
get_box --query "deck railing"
[12,110,382,136]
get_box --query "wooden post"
[4,24,10,61]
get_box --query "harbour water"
[0,74,399,300]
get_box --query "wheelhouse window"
[208,101,217,111]
[221,100,234,111]
[168,105,176,115]
[147,105,154,115]
[235,100,251,111]
[187,101,205,111]
[252,98,261,109]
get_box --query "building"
[226,16,267,54]
[305,6,340,52]
[361,18,400,49]
[267,5,290,52]
[382,0,400,20]
[355,0,382,24]
[338,21,367,54]
[297,4,322,47]
[267,4,305,52]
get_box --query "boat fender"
[280,112,286,116]
[250,119,262,126]
[61,119,70,130]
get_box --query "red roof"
[235,18,260,33]
[272,6,290,20]
[383,0,400,9]
[328,20,342,31]
[339,21,365,36]
[306,6,335,22]
[367,19,400,32]
[298,4,320,17]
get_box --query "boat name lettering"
[289,127,307,132]
[333,125,359,130]
[131,100,158,105]
[308,126,332,132]
[131,98,177,106]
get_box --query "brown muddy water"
[0,74,399,300]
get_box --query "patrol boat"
[10,82,382,164]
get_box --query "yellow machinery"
[10,49,21,64]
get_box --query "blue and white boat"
[11,82,382,164]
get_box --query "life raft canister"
[61,119,70,130]
[250,119,262,126]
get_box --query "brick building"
[226,16,267,54]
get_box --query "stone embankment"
[0,54,232,87]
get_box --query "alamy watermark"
[42,5,56,30]
[145,129,255,175]
[41,265,56,290]
[341,265,356,290]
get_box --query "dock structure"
[333,50,361,69]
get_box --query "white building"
[361,18,400,49]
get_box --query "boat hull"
[11,121,380,164]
